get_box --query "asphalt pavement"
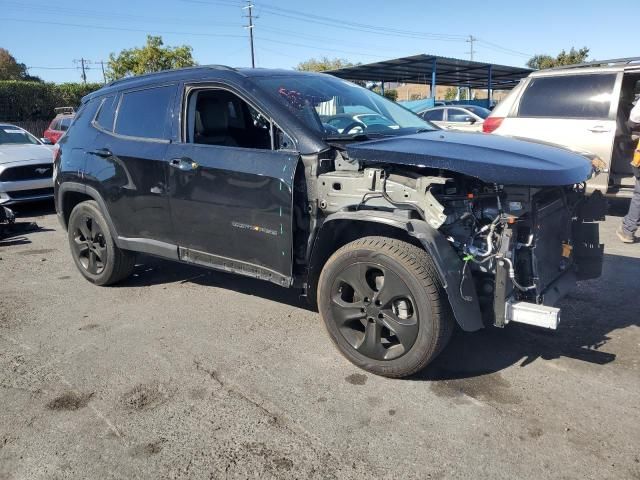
[1,201,639,479]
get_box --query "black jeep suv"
[55,66,605,377]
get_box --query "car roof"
[0,123,23,129]
[82,65,330,103]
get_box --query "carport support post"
[431,58,437,98]
[381,81,385,95]
[487,64,493,106]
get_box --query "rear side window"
[59,117,73,131]
[518,74,616,119]
[114,85,175,139]
[422,109,443,121]
[94,96,118,132]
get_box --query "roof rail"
[53,106,75,115]
[548,57,640,70]
[106,65,237,87]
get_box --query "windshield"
[0,126,40,145]
[255,74,435,138]
[464,106,491,119]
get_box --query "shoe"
[616,226,635,244]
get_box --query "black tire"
[67,200,135,286]
[317,236,453,378]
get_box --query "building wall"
[389,83,509,102]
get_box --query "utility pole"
[466,35,477,61]
[74,58,88,83]
[243,1,256,68]
[99,60,107,84]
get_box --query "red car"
[43,107,75,144]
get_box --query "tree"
[0,48,41,81]
[106,35,196,80]
[527,47,589,70]
[296,56,356,72]
[444,87,457,101]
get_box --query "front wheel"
[317,236,453,378]
[68,200,135,286]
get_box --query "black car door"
[85,84,178,245]
[166,85,299,285]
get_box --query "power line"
[0,17,247,39]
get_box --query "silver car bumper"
[0,160,54,205]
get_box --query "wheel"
[68,200,135,286]
[317,236,453,378]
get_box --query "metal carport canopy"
[324,54,532,90]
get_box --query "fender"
[57,182,178,260]
[312,210,483,332]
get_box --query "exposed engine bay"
[316,161,606,330]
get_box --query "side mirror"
[466,117,476,124]
[40,137,53,145]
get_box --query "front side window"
[115,85,176,139]
[518,74,617,119]
[185,88,291,150]
[254,74,434,138]
[447,108,473,122]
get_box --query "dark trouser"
[622,176,640,235]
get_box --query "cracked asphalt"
[1,201,639,479]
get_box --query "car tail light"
[482,116,504,133]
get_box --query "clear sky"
[0,0,636,83]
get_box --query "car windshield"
[0,126,40,145]
[255,74,435,138]
[463,106,491,119]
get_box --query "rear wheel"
[318,236,452,378]
[68,200,135,286]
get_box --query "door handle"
[587,126,611,133]
[169,157,199,171]
[89,148,112,157]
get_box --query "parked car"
[0,124,55,205]
[419,105,490,132]
[43,107,75,144]
[54,67,604,378]
[322,112,400,134]
[484,58,640,197]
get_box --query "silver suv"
[485,58,640,197]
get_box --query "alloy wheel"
[329,262,419,361]
[72,215,107,275]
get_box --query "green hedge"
[0,81,103,122]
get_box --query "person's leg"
[619,177,640,242]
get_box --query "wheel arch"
[307,210,484,332]
[57,183,118,239]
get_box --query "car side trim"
[178,246,292,287]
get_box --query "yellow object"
[632,140,640,168]
[561,243,573,258]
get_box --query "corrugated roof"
[325,54,532,89]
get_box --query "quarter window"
[115,85,176,139]
[518,74,617,119]
[94,96,118,132]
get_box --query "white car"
[483,58,640,197]
[0,124,55,205]
[419,105,490,132]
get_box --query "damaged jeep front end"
[315,154,605,331]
